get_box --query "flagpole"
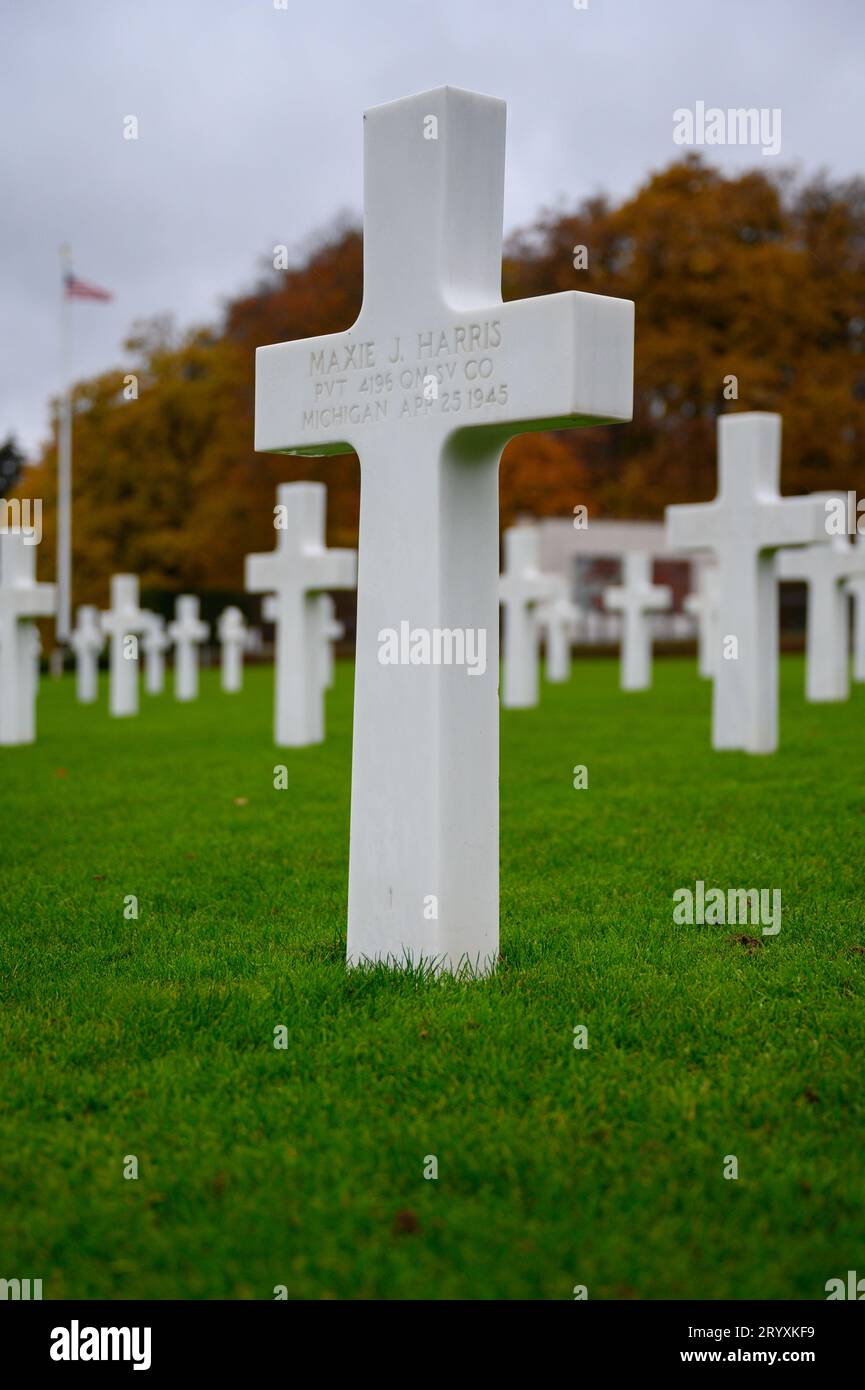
[57,243,73,643]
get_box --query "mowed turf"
[1,654,863,1300]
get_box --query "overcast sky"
[3,0,863,457]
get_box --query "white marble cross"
[70,603,104,703]
[499,525,562,709]
[247,483,356,745]
[101,575,149,718]
[317,594,344,690]
[536,588,580,684]
[846,535,865,683]
[0,529,55,745]
[684,562,720,679]
[666,413,826,753]
[254,86,633,972]
[603,551,671,691]
[218,605,248,693]
[169,595,209,701]
[141,613,170,695]
[777,496,865,702]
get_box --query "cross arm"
[605,581,671,611]
[469,291,634,442]
[665,502,722,554]
[245,551,284,593]
[310,549,357,592]
[778,537,865,583]
[70,626,104,649]
[10,585,56,619]
[759,497,827,552]
[256,290,633,458]
[100,604,148,636]
[167,617,206,640]
[499,571,561,605]
[649,583,673,610]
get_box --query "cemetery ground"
[2,655,863,1301]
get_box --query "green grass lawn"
[1,654,863,1300]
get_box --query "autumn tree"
[12,157,865,611]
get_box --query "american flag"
[64,271,113,302]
